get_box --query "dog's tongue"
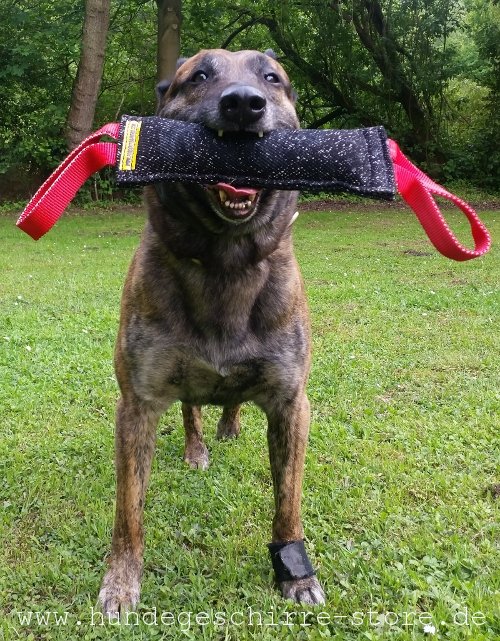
[215,182,258,198]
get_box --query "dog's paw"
[280,576,325,605]
[98,562,141,617]
[184,442,209,470]
[216,417,240,440]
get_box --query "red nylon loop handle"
[388,139,491,261]
[16,123,120,240]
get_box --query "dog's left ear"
[263,48,296,102]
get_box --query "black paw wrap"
[268,540,316,582]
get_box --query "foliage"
[442,0,500,188]
[0,0,81,173]
[0,0,498,195]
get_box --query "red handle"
[16,123,120,240]
[388,139,491,261]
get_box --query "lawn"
[0,204,498,640]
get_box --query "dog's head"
[155,49,299,227]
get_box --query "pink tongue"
[215,182,258,198]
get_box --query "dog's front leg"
[266,393,325,605]
[99,397,161,617]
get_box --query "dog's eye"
[264,72,280,84]
[190,70,209,84]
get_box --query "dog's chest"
[126,319,304,408]
[131,339,285,406]
[124,232,308,408]
[175,350,269,405]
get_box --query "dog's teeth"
[248,194,256,203]
[258,131,264,138]
[220,195,254,211]
[218,130,224,137]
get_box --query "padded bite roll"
[115,115,395,199]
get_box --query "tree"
[157,0,182,81]
[461,0,500,186]
[66,0,111,150]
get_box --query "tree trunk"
[66,0,110,151]
[156,0,182,82]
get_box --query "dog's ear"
[263,49,278,60]
[156,79,171,103]
[156,57,188,102]
[263,49,297,103]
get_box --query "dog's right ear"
[156,56,191,109]
[263,49,278,60]
[156,79,171,104]
[156,57,188,105]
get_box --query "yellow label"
[120,120,142,171]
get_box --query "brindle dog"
[98,48,325,614]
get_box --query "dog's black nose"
[219,85,267,126]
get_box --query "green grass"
[0,205,498,640]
